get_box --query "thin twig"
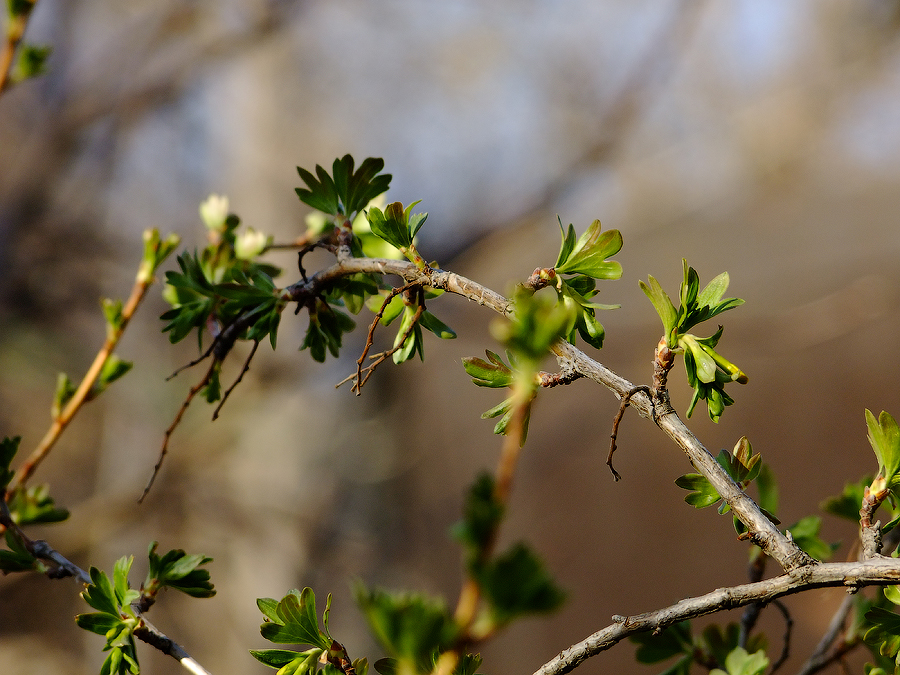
[140,359,218,503]
[606,385,650,481]
[8,270,156,496]
[337,285,424,394]
[769,600,794,674]
[793,594,856,675]
[739,552,768,647]
[212,340,259,420]
[347,282,418,394]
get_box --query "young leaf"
[462,351,514,388]
[867,410,900,489]
[554,220,623,280]
[710,647,769,675]
[258,588,331,649]
[640,276,678,340]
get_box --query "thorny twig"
[140,359,218,503]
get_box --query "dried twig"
[140,359,218,503]
[212,340,259,420]
[606,385,650,481]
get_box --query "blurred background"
[2,1,900,673]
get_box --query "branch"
[0,500,212,674]
[8,265,158,495]
[284,256,811,571]
[532,558,900,675]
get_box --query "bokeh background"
[3,1,900,674]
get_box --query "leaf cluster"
[366,201,428,268]
[162,251,284,353]
[461,351,530,440]
[74,545,215,674]
[252,588,364,675]
[640,260,747,422]
[296,156,392,221]
[866,410,900,497]
[676,440,837,560]
[143,541,215,601]
[75,559,142,675]
[552,219,623,349]
[631,621,768,675]
[367,289,456,365]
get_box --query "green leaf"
[821,478,871,522]
[630,621,692,664]
[0,530,38,572]
[493,288,574,364]
[676,441,764,512]
[91,354,133,398]
[675,473,722,509]
[640,276,678,340]
[710,647,769,675]
[146,542,215,598]
[865,607,900,659]
[477,542,565,624]
[884,585,900,606]
[373,658,399,675]
[82,567,120,616]
[296,156,391,218]
[52,372,76,419]
[419,310,456,340]
[755,463,779,521]
[680,335,716,384]
[366,201,427,265]
[0,436,20,490]
[301,301,355,362]
[113,556,138,607]
[680,260,700,311]
[249,648,315,669]
[75,612,126,637]
[102,298,125,337]
[786,516,837,561]
[696,271,730,310]
[867,410,900,488]
[554,220,623,279]
[462,351,514,388]
[391,313,424,364]
[11,43,51,83]
[554,220,577,269]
